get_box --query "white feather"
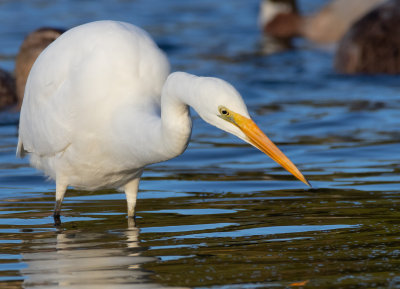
[17,20,301,219]
[17,21,249,191]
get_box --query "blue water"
[1,0,400,288]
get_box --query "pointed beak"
[231,112,310,187]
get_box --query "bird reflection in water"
[21,221,185,289]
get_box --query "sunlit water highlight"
[1,0,400,288]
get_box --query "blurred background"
[1,0,400,288]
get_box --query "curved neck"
[158,73,194,161]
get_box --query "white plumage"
[17,21,309,224]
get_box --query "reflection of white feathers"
[21,226,179,288]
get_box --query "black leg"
[53,213,61,226]
[53,199,63,226]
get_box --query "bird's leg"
[53,182,67,226]
[124,175,142,219]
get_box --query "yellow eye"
[219,106,230,116]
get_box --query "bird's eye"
[219,106,230,116]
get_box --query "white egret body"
[17,21,309,223]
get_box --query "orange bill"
[232,112,310,187]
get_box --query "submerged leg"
[53,182,67,226]
[124,175,142,218]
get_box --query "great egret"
[17,21,309,224]
[0,27,64,111]
[259,0,385,44]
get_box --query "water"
[1,0,400,288]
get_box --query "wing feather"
[18,21,170,159]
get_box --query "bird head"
[168,72,310,187]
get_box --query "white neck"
[156,72,195,163]
[108,73,195,171]
[121,72,244,168]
